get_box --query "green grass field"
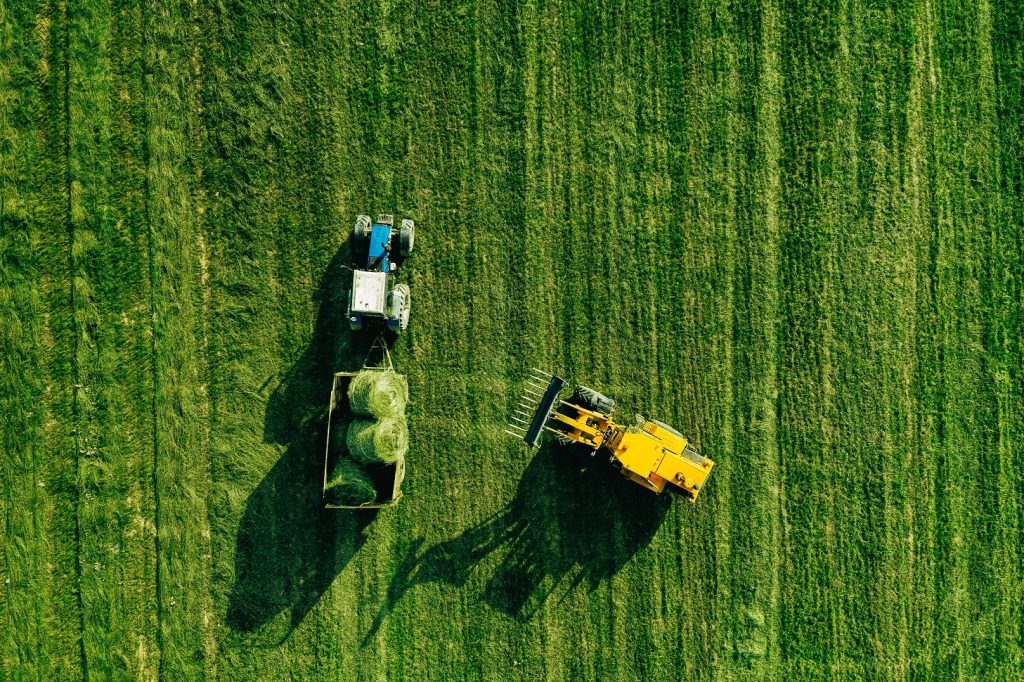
[2,0,1023,678]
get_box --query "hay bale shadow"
[226,459,378,641]
[226,244,393,642]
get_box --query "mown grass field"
[2,0,1023,679]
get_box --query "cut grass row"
[67,0,158,675]
[144,0,215,676]
[1,1,79,677]
[727,0,784,676]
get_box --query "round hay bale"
[347,370,408,418]
[346,417,409,465]
[324,457,376,506]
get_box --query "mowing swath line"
[0,1,85,677]
[927,0,995,674]
[835,2,920,673]
[60,0,90,676]
[832,0,916,670]
[0,4,66,676]
[642,2,683,676]
[972,0,1021,668]
[67,0,166,675]
[37,0,86,674]
[830,0,870,667]
[65,0,112,666]
[776,0,846,669]
[538,0,592,672]
[576,0,625,672]
[143,0,214,676]
[905,0,942,672]
[659,0,697,674]
[990,0,1024,668]
[509,0,596,675]
[697,1,742,677]
[684,0,771,674]
[733,0,785,675]
[296,1,367,672]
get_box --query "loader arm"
[545,402,612,450]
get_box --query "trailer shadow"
[364,445,672,643]
[226,245,388,643]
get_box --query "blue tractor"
[346,214,415,332]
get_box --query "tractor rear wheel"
[572,386,616,415]
[353,214,371,242]
[400,219,415,256]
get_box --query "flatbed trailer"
[322,338,406,509]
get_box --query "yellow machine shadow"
[364,444,672,643]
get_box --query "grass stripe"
[726,0,784,676]
[833,1,917,674]
[990,0,1024,671]
[143,0,214,676]
[906,0,942,673]
[65,0,161,674]
[776,0,844,670]
[0,0,80,677]
[973,0,1022,673]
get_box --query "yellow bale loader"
[506,371,714,501]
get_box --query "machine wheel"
[388,283,411,332]
[353,214,372,242]
[399,286,411,330]
[572,386,616,416]
[399,219,415,256]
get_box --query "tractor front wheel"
[571,386,616,416]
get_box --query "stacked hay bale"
[325,369,409,506]
[347,370,409,420]
[346,370,409,464]
[323,457,377,506]
[345,417,408,464]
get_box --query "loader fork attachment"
[506,371,565,448]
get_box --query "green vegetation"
[348,370,409,419]
[346,417,409,465]
[2,0,1023,679]
[324,458,378,507]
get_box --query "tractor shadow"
[226,244,389,643]
[364,444,672,642]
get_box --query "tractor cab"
[347,213,415,332]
